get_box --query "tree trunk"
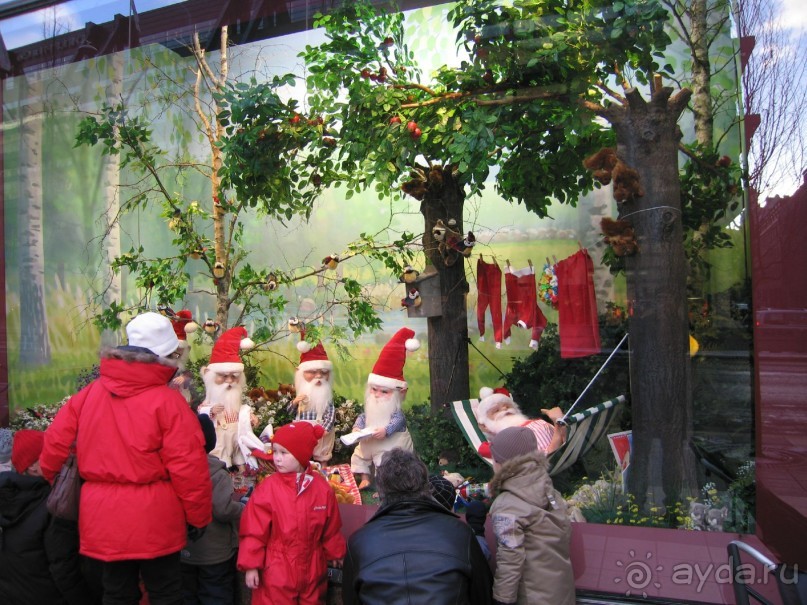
[690,0,713,147]
[606,87,698,508]
[420,167,470,412]
[101,52,123,347]
[17,73,52,366]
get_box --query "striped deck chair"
[450,395,625,476]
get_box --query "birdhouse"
[406,269,441,318]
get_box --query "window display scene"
[1,1,805,603]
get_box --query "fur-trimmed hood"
[100,346,180,368]
[98,346,180,398]
[488,450,553,508]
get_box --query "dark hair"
[197,413,217,454]
[376,448,431,505]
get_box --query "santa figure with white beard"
[350,327,419,490]
[473,386,567,459]
[290,334,336,463]
[197,326,256,470]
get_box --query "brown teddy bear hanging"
[583,147,645,204]
[600,217,638,256]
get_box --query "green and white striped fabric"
[450,395,625,476]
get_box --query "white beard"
[364,386,402,429]
[480,405,529,438]
[295,372,333,419]
[203,374,245,414]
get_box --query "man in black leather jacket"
[342,448,492,605]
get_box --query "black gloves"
[186,525,207,542]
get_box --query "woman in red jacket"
[40,312,213,605]
[238,421,345,605]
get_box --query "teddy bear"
[583,147,645,203]
[688,501,709,530]
[432,218,470,267]
[705,506,728,531]
[600,216,638,256]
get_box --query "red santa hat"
[12,429,44,474]
[476,386,515,420]
[171,309,199,341]
[271,422,325,468]
[207,326,255,373]
[368,327,420,390]
[297,332,332,373]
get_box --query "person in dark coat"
[181,413,244,605]
[342,448,492,605]
[0,429,101,605]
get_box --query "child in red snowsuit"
[238,422,345,605]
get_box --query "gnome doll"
[349,327,420,490]
[197,326,258,471]
[169,309,199,403]
[472,386,566,459]
[290,333,336,463]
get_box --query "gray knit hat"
[0,428,12,463]
[490,426,537,463]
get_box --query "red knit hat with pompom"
[271,422,325,468]
[207,326,254,373]
[368,328,420,390]
[297,332,332,373]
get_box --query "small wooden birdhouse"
[406,269,441,318]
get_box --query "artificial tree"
[251,0,738,505]
[74,27,407,347]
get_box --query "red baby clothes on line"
[503,265,547,350]
[556,249,601,358]
[476,258,504,348]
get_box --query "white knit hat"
[126,312,180,357]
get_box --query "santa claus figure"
[350,327,419,490]
[473,386,566,458]
[290,334,336,463]
[197,326,256,470]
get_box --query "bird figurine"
[157,305,176,318]
[450,231,476,257]
[264,272,278,291]
[288,316,305,333]
[401,288,421,309]
[213,261,226,279]
[322,254,340,270]
[203,318,220,336]
[401,265,420,284]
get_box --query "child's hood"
[488,452,553,509]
